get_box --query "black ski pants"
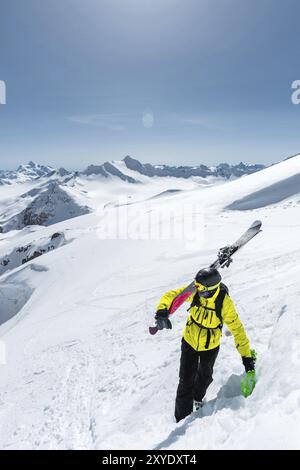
[175,338,219,422]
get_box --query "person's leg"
[175,339,199,422]
[193,346,219,402]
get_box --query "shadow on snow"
[153,373,245,450]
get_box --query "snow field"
[0,156,299,449]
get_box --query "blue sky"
[1,0,300,169]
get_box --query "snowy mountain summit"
[0,161,71,185]
[16,161,56,180]
[0,180,90,233]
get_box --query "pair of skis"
[149,220,262,336]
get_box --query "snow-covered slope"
[0,181,91,233]
[0,155,299,449]
[0,232,66,277]
[227,173,300,210]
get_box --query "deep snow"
[0,155,299,449]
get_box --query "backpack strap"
[214,283,229,327]
[187,291,200,311]
[187,283,228,317]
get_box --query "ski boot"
[193,400,203,412]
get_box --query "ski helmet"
[194,268,221,292]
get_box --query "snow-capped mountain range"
[0,153,300,450]
[0,156,267,235]
[120,155,266,180]
[0,157,265,186]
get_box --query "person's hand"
[242,356,255,373]
[155,308,172,330]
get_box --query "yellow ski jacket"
[156,285,251,357]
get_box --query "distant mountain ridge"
[0,157,267,186]
[121,156,265,180]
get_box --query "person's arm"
[155,285,192,330]
[155,285,190,312]
[222,295,253,365]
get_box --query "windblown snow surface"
[0,155,300,449]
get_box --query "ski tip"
[252,220,262,229]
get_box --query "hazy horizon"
[1,152,292,172]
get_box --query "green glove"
[240,370,256,397]
[240,349,257,398]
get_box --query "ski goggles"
[194,281,220,292]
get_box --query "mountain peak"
[82,160,139,183]
[0,180,91,233]
[18,161,39,170]
[15,162,56,180]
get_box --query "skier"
[154,267,255,423]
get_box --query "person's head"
[194,268,221,298]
